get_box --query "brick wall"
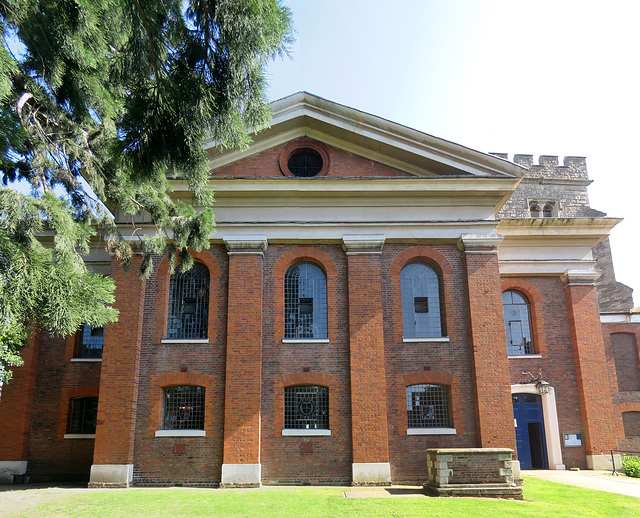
[133,247,227,486]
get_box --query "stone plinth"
[424,448,522,499]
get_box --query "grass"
[5,477,640,518]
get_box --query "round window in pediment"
[279,139,330,178]
[288,149,323,177]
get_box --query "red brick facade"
[0,97,632,485]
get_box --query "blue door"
[512,393,548,470]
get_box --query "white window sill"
[282,429,331,436]
[70,358,102,362]
[155,430,206,437]
[161,339,210,344]
[407,428,456,435]
[64,434,96,439]
[508,354,542,359]
[282,338,330,344]
[402,337,450,343]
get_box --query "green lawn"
[5,477,640,518]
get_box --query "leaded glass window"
[76,324,104,359]
[284,262,327,339]
[401,262,444,338]
[167,262,209,339]
[502,290,534,355]
[284,385,329,429]
[406,384,451,428]
[69,396,98,434]
[161,386,205,430]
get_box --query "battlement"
[489,153,588,180]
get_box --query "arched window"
[401,262,444,338]
[167,262,209,339]
[284,262,327,339]
[529,203,541,218]
[406,384,451,429]
[543,203,555,218]
[161,386,205,430]
[284,385,329,430]
[502,290,534,355]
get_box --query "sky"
[265,0,640,307]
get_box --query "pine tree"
[0,0,293,377]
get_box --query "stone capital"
[342,234,386,254]
[223,235,268,253]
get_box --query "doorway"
[512,393,548,469]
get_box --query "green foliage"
[0,0,293,378]
[0,320,26,384]
[622,455,640,478]
[1,0,293,271]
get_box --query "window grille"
[284,385,329,429]
[69,397,98,434]
[502,290,535,355]
[284,262,327,339]
[406,384,451,428]
[401,262,444,338]
[76,324,104,359]
[167,262,209,339]
[161,386,205,430]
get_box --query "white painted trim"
[407,427,456,435]
[281,429,331,436]
[155,430,206,437]
[403,337,450,343]
[282,338,330,344]
[511,384,565,470]
[64,434,96,439]
[70,358,102,363]
[508,354,543,359]
[161,338,210,344]
[600,313,640,323]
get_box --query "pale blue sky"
[267,0,640,305]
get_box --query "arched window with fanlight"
[502,290,535,355]
[401,262,444,339]
[167,262,210,339]
[284,262,327,339]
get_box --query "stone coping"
[426,448,514,454]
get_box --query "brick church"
[1,93,638,487]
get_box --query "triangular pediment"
[205,92,525,179]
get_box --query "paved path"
[525,469,640,499]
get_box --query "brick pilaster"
[221,235,266,487]
[90,255,146,487]
[0,330,40,477]
[563,270,618,462]
[461,234,516,450]
[344,234,390,484]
